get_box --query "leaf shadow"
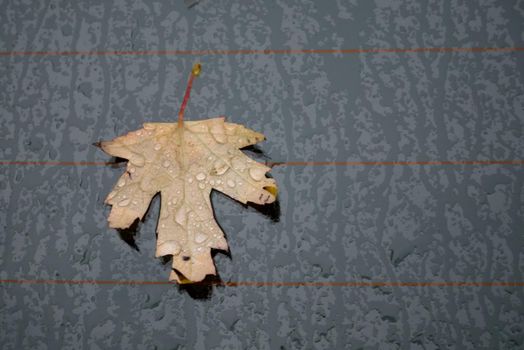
[245,199,281,223]
[116,219,141,252]
[241,144,270,161]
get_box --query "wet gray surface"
[1,0,524,349]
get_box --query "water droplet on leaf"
[195,233,207,243]
[249,167,265,181]
[118,198,131,207]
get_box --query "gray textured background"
[1,0,524,349]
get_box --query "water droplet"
[154,144,162,151]
[118,198,131,207]
[211,124,226,144]
[195,233,207,243]
[118,179,126,187]
[137,130,143,136]
[132,200,138,205]
[188,177,193,183]
[162,160,170,168]
[128,167,136,173]
[249,167,265,181]
[106,191,117,200]
[144,124,156,130]
[209,179,215,185]
[208,156,214,161]
[196,172,206,181]
[198,183,205,190]
[227,179,236,188]
[214,160,229,175]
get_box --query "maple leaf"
[98,64,278,283]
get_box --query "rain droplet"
[227,179,236,188]
[214,160,229,175]
[128,167,136,173]
[196,172,206,181]
[144,124,156,130]
[188,177,193,183]
[249,167,265,181]
[118,198,131,207]
[195,233,207,243]
[198,183,205,190]
[118,179,126,187]
[211,124,226,144]
[154,144,162,151]
[162,160,170,168]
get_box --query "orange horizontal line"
[0,47,522,57]
[1,160,523,167]
[0,279,522,287]
[0,161,115,166]
[269,160,524,167]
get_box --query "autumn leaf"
[98,64,278,283]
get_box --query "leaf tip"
[264,184,278,197]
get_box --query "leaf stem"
[177,63,201,128]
